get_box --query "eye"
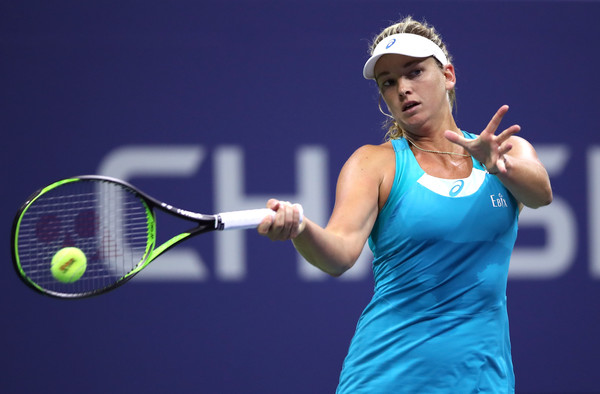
[378,78,396,90]
[408,68,423,78]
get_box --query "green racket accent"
[124,198,159,279]
[12,177,161,298]
[130,232,193,276]
[12,175,225,298]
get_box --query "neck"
[403,117,467,157]
[402,102,457,133]
[404,120,460,147]
[404,133,470,158]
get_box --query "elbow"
[324,261,355,278]
[533,174,554,208]
[328,270,345,278]
[297,253,356,278]
[538,185,554,207]
[525,188,553,209]
[329,248,366,277]
[543,190,553,207]
[320,253,360,277]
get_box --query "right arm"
[257,144,392,277]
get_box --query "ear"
[442,64,456,91]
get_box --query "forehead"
[374,54,435,75]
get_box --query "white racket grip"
[218,204,304,230]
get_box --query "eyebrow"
[374,58,427,81]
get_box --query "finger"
[496,156,508,174]
[261,200,304,239]
[257,214,274,235]
[282,202,296,236]
[496,124,520,144]
[483,105,509,136]
[269,201,293,239]
[291,210,300,238]
[272,202,287,228]
[292,203,304,226]
[258,199,279,236]
[498,142,514,157]
[290,204,305,238]
[444,130,469,148]
[266,198,280,210]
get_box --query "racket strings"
[15,180,153,296]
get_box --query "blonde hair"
[369,16,456,140]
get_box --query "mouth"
[402,101,419,112]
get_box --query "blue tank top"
[337,134,519,393]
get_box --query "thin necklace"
[404,135,471,157]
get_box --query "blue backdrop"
[2,1,599,393]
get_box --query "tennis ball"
[51,247,87,283]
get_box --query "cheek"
[380,92,397,109]
[427,77,450,102]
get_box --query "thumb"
[444,130,464,145]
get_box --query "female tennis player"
[258,16,552,393]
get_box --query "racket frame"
[11,175,224,299]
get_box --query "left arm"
[492,135,552,209]
[445,105,552,209]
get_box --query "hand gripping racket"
[11,175,302,299]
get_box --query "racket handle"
[218,205,304,230]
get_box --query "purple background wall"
[2,1,599,393]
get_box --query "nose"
[397,77,411,98]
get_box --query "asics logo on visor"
[386,38,396,49]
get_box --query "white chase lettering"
[97,144,373,283]
[94,143,595,282]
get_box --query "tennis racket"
[11,175,301,299]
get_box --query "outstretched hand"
[445,105,520,175]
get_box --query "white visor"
[363,33,448,79]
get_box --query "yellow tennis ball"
[51,247,87,283]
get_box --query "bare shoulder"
[345,141,394,170]
[339,142,395,210]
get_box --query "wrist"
[482,162,499,175]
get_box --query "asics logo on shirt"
[417,168,486,198]
[449,180,465,197]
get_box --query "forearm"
[261,145,385,275]
[292,218,362,277]
[495,155,552,208]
